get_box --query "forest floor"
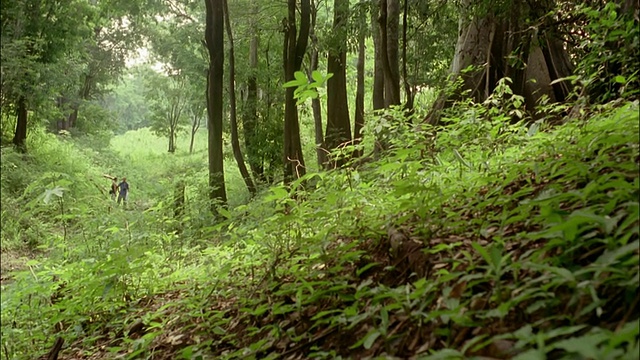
[1,101,639,360]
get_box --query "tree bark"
[325,0,352,169]
[380,0,401,107]
[426,0,576,124]
[308,0,326,168]
[224,0,256,197]
[283,0,310,182]
[244,0,265,182]
[13,96,27,152]
[205,0,227,209]
[354,16,366,158]
[401,0,413,111]
[372,1,385,111]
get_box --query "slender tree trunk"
[13,96,27,152]
[325,0,352,169]
[354,20,366,158]
[401,0,413,111]
[308,0,326,168]
[205,0,227,209]
[224,0,256,197]
[372,1,385,111]
[283,0,309,182]
[169,126,176,153]
[189,111,201,154]
[244,0,265,182]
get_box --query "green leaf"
[512,349,545,360]
[471,242,493,269]
[552,332,608,358]
[181,346,193,359]
[614,75,626,84]
[350,329,381,350]
[217,207,232,219]
[356,262,379,277]
[283,78,306,88]
[453,149,473,170]
[311,70,324,83]
[294,71,307,82]
[264,187,288,202]
[596,241,639,264]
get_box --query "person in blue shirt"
[117,177,129,207]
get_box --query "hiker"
[109,177,118,201]
[117,177,129,206]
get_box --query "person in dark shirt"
[117,177,129,207]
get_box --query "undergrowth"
[1,100,638,360]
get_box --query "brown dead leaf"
[450,281,467,299]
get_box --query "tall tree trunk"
[325,0,352,169]
[308,0,326,168]
[372,0,386,154]
[354,18,366,158]
[13,96,27,152]
[401,0,413,111]
[205,0,227,210]
[372,1,385,111]
[244,0,265,182]
[56,96,69,131]
[283,0,310,182]
[380,0,401,107]
[224,0,256,197]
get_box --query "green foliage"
[283,70,333,105]
[574,2,640,103]
[2,98,638,359]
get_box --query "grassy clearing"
[1,101,638,359]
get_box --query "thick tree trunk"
[13,96,27,151]
[426,0,576,124]
[308,0,326,168]
[283,0,309,182]
[380,0,401,107]
[205,0,227,209]
[325,0,352,169]
[224,0,256,197]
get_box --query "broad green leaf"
[349,329,380,350]
[294,70,307,82]
[552,332,608,358]
[512,349,545,360]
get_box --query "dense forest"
[1,0,638,359]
